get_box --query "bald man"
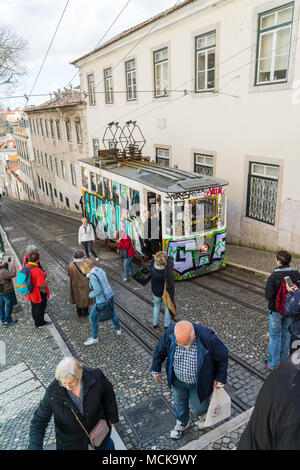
[151,321,228,439]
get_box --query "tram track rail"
[2,199,268,412]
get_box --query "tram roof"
[80,158,229,194]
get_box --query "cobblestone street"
[0,198,291,451]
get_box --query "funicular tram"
[79,123,228,280]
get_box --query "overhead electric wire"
[26,0,70,104]
[67,0,133,88]
[93,0,182,93]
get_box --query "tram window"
[218,193,226,228]
[131,190,140,213]
[112,182,119,205]
[164,201,173,237]
[104,178,111,199]
[90,172,96,192]
[96,175,103,195]
[81,168,89,189]
[175,201,185,237]
[121,185,130,211]
[188,197,218,233]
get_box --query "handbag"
[119,248,128,259]
[96,300,114,322]
[71,408,109,449]
[162,262,178,321]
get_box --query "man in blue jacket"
[151,320,228,439]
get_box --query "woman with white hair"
[22,244,42,269]
[28,356,119,450]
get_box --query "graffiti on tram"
[83,188,144,255]
[163,230,226,280]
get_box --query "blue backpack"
[16,265,35,295]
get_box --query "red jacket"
[118,235,135,258]
[24,263,50,304]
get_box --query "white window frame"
[104,68,114,104]
[87,73,96,106]
[153,48,169,98]
[155,147,170,166]
[75,118,82,144]
[195,31,216,92]
[125,59,137,101]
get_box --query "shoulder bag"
[70,408,109,450]
[162,263,178,321]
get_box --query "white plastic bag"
[204,387,231,427]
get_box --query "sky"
[0,0,178,110]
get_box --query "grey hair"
[55,357,83,382]
[26,244,38,254]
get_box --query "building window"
[36,119,39,135]
[87,73,96,106]
[49,154,53,172]
[40,152,44,167]
[61,160,66,179]
[195,31,216,92]
[32,119,36,134]
[155,148,170,166]
[154,48,169,98]
[70,163,77,186]
[104,68,113,104]
[40,118,44,136]
[194,153,214,176]
[45,119,49,137]
[246,162,279,225]
[93,139,99,157]
[56,120,61,140]
[125,59,137,101]
[41,178,45,192]
[60,192,63,202]
[65,197,70,208]
[65,119,71,142]
[50,120,55,139]
[54,188,57,198]
[55,157,59,176]
[45,181,49,196]
[36,150,40,165]
[75,118,82,144]
[256,3,293,85]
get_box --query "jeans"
[172,376,210,426]
[152,294,171,328]
[89,298,121,339]
[124,257,134,279]
[0,291,15,323]
[82,241,97,259]
[268,310,292,368]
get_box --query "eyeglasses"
[59,378,80,389]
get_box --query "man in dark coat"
[237,350,300,450]
[151,320,228,439]
[265,250,300,370]
[28,359,119,450]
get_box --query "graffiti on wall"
[164,230,226,279]
[166,186,227,201]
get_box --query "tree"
[0,24,27,91]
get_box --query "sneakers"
[95,257,99,262]
[123,278,129,282]
[3,319,18,328]
[153,324,158,329]
[195,415,207,430]
[37,321,52,328]
[264,360,274,371]
[84,337,99,346]
[170,420,190,439]
[116,330,121,336]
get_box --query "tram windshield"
[188,196,218,234]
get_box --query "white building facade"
[72,0,300,255]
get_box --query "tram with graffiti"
[80,155,228,280]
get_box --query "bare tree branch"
[0,24,27,93]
